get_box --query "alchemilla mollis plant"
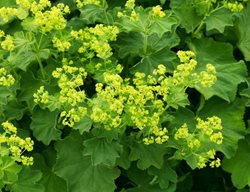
[0,0,250,191]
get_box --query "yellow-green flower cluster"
[52,37,71,52]
[151,5,166,18]
[125,0,135,10]
[90,71,169,143]
[60,107,87,127]
[196,116,223,144]
[52,63,87,107]
[0,121,34,166]
[75,0,101,8]
[225,1,245,12]
[174,116,223,169]
[33,86,49,104]
[0,7,18,23]
[172,51,217,88]
[1,35,15,51]
[34,3,70,32]
[16,0,51,12]
[0,67,15,86]
[71,24,119,59]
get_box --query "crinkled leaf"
[79,4,109,24]
[129,141,166,170]
[54,131,120,192]
[222,135,250,189]
[83,137,122,166]
[73,115,93,134]
[30,109,61,145]
[170,0,203,33]
[12,167,44,192]
[204,7,233,33]
[131,47,176,75]
[148,12,178,38]
[235,3,250,61]
[188,37,247,102]
[198,97,246,158]
[117,7,150,33]
[115,32,144,58]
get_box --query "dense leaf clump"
[1,0,250,191]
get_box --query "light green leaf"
[0,86,12,105]
[198,97,246,158]
[170,0,203,33]
[235,3,250,61]
[129,141,167,170]
[54,131,120,192]
[83,137,123,166]
[222,135,250,189]
[12,167,44,192]
[79,4,108,24]
[188,37,247,102]
[117,7,150,33]
[148,12,178,38]
[0,156,21,187]
[30,109,61,145]
[73,115,93,134]
[204,7,233,33]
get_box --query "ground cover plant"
[0,0,250,191]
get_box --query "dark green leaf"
[170,0,203,33]
[148,162,177,190]
[235,3,250,61]
[129,141,166,169]
[12,167,44,192]
[222,135,250,189]
[33,153,67,192]
[83,137,122,166]
[54,131,120,192]
[30,109,61,145]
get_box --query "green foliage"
[1,0,250,191]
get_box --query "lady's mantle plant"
[0,0,250,191]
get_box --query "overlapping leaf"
[30,109,61,145]
[54,131,120,192]
[83,137,122,166]
[204,7,234,33]
[12,167,44,192]
[222,135,250,189]
[188,37,247,102]
[33,153,67,192]
[129,141,167,170]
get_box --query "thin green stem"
[36,56,45,79]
